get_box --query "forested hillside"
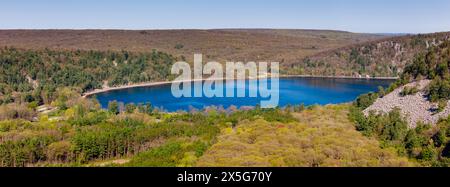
[0,47,175,106]
[0,29,383,64]
[286,32,450,77]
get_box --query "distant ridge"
[372,33,411,37]
[0,29,383,65]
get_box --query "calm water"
[93,77,394,111]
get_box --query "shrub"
[437,100,447,113]
[400,86,419,96]
[0,119,33,132]
[137,102,152,114]
[378,86,386,97]
[126,141,183,166]
[68,110,109,126]
[0,103,34,121]
[380,109,408,141]
[354,92,378,109]
[45,141,72,163]
[125,103,136,113]
[419,145,436,161]
[108,101,119,115]
[428,77,450,102]
[432,130,446,147]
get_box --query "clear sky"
[1,0,450,33]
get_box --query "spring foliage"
[0,47,176,105]
[197,105,412,166]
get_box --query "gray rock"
[363,80,450,128]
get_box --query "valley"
[0,29,449,167]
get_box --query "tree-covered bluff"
[0,47,176,106]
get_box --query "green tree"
[419,145,436,161]
[377,86,386,97]
[108,101,119,115]
[355,92,378,109]
[432,130,446,147]
[137,102,152,114]
[125,103,136,114]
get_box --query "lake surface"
[93,77,394,111]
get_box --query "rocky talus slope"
[363,80,450,127]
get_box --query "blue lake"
[93,77,394,111]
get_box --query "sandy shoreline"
[82,75,398,97]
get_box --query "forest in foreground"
[0,99,415,167]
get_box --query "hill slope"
[361,39,450,127]
[287,32,450,77]
[351,40,450,166]
[0,29,383,64]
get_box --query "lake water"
[93,77,394,111]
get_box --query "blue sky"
[1,0,450,33]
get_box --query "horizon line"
[0,27,442,35]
